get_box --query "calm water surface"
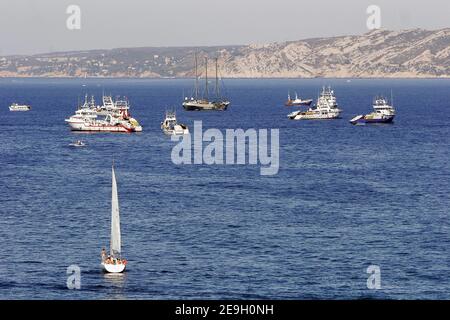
[0,78,449,299]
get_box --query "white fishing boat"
[285,92,313,106]
[288,86,342,120]
[183,55,230,111]
[101,164,127,273]
[65,113,142,132]
[65,95,142,133]
[350,95,396,125]
[161,111,189,135]
[9,103,31,111]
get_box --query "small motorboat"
[69,140,86,147]
[161,111,189,135]
[9,103,31,111]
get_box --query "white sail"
[110,165,121,257]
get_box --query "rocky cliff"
[1,28,449,78]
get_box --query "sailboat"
[183,54,230,111]
[101,164,127,273]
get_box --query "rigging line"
[218,67,228,99]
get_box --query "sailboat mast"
[194,53,199,99]
[205,57,208,100]
[110,165,121,258]
[215,57,219,99]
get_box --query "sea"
[0,78,449,299]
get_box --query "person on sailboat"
[101,248,107,262]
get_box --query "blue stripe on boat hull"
[352,116,395,124]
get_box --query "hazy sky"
[0,0,449,55]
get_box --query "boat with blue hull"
[350,96,395,125]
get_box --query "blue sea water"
[0,78,449,300]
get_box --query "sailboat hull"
[101,165,126,274]
[183,101,230,111]
[101,262,126,273]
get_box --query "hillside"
[1,28,449,78]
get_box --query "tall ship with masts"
[183,54,230,111]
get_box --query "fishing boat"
[183,55,230,111]
[65,95,142,132]
[288,86,342,120]
[65,113,142,132]
[285,92,313,106]
[101,164,127,273]
[350,95,395,125]
[9,103,31,111]
[161,111,189,135]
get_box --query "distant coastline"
[1,76,449,80]
[1,28,449,79]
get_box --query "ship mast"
[215,57,219,99]
[205,57,209,100]
[194,53,199,99]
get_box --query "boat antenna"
[194,52,199,99]
[391,89,394,107]
[215,56,219,99]
[205,56,209,100]
[217,66,228,100]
